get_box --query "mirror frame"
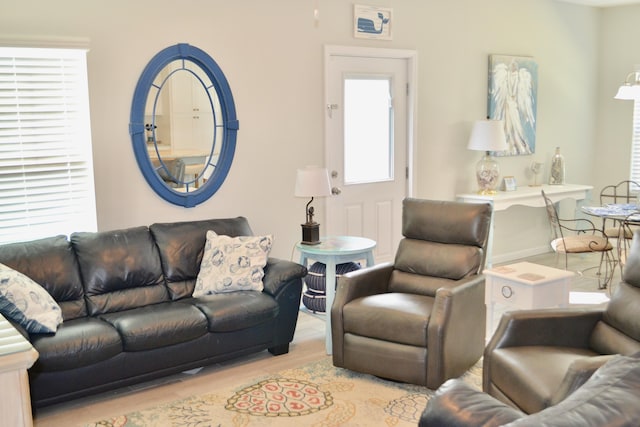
[129,43,239,207]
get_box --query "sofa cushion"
[150,217,255,299]
[190,291,279,332]
[30,317,122,371]
[0,235,86,320]
[194,232,272,296]
[99,302,208,351]
[393,239,483,283]
[71,227,168,315]
[488,346,598,414]
[0,263,63,333]
[388,268,460,297]
[589,318,640,355]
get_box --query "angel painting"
[488,55,538,156]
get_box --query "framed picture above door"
[353,5,392,40]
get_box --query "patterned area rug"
[85,358,482,427]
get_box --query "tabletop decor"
[529,160,543,186]
[294,166,332,245]
[488,54,538,156]
[549,146,565,185]
[503,176,517,191]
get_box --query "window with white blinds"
[630,100,640,187]
[0,47,97,244]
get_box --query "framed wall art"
[354,5,392,40]
[503,176,517,191]
[487,54,538,156]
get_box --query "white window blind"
[0,47,97,244]
[630,100,640,187]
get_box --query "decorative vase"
[476,152,500,194]
[549,147,565,185]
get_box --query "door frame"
[323,45,418,211]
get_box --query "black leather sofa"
[0,217,307,408]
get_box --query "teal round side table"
[296,236,376,354]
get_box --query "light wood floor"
[33,250,615,426]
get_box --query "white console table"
[457,184,593,265]
[0,315,38,427]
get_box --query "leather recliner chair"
[483,230,640,415]
[331,198,492,388]
[419,352,640,427]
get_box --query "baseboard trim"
[491,245,552,265]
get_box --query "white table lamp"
[295,166,332,245]
[467,119,508,195]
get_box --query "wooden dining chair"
[542,190,615,290]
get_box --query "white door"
[325,47,415,263]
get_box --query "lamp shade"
[614,67,640,100]
[295,166,332,197]
[614,84,640,100]
[467,119,508,152]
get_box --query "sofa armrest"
[262,257,307,297]
[419,379,524,427]
[426,275,486,388]
[262,258,307,354]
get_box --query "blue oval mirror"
[129,43,239,207]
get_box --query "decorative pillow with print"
[0,263,63,333]
[194,231,273,296]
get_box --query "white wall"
[0,0,614,261]
[598,5,640,194]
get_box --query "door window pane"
[344,77,392,184]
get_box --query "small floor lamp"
[467,119,508,195]
[295,166,332,245]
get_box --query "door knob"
[331,187,342,195]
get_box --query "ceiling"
[556,0,640,6]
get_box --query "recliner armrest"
[333,262,393,305]
[427,275,486,388]
[331,262,393,366]
[483,308,604,394]
[419,379,524,427]
[486,308,604,351]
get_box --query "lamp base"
[301,223,321,245]
[476,152,500,195]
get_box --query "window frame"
[0,45,97,244]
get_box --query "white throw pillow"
[0,263,63,333]
[193,231,273,296]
